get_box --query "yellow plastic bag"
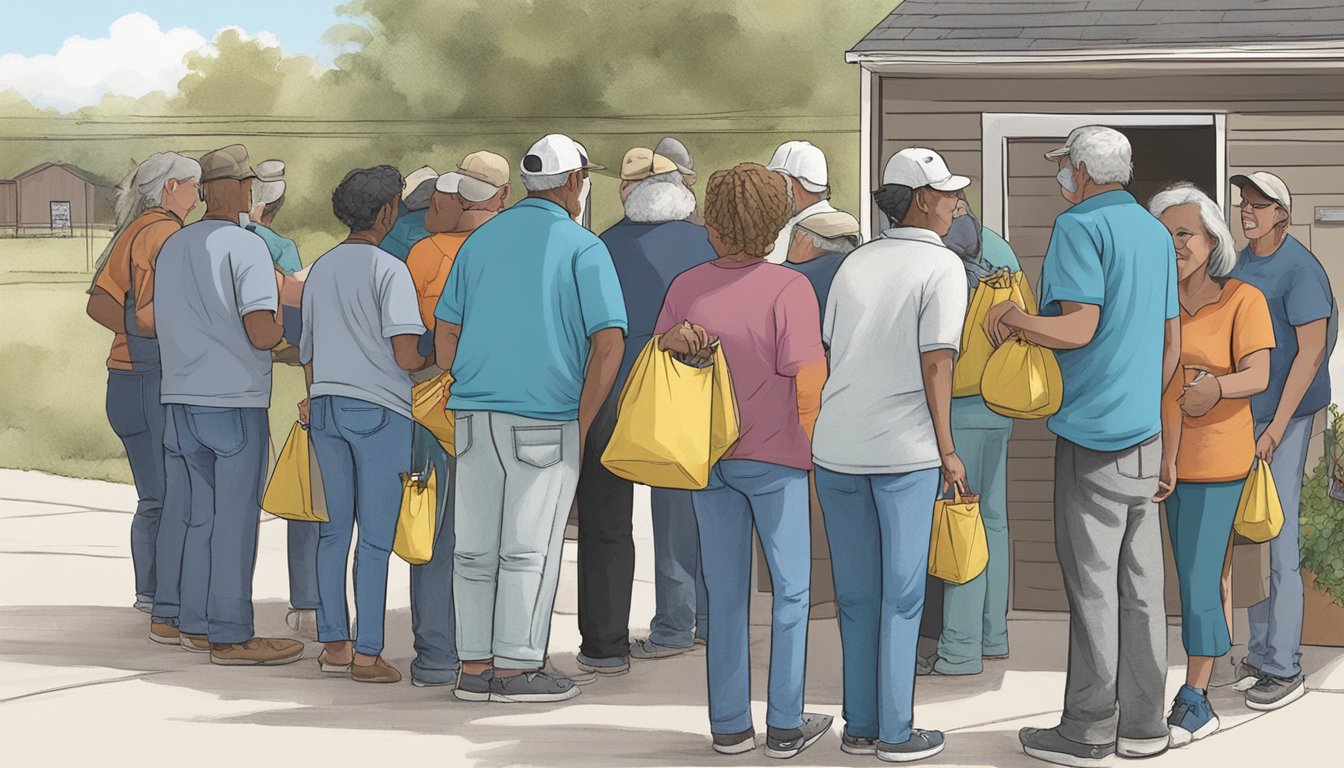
[1234,458,1284,543]
[928,487,988,585]
[412,371,455,455]
[980,275,1061,419]
[954,271,1037,397]
[393,467,437,565]
[601,337,740,490]
[261,421,329,523]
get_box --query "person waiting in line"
[379,165,438,261]
[1148,183,1274,747]
[763,140,838,264]
[300,165,428,684]
[153,144,302,665]
[656,162,832,760]
[85,152,200,632]
[573,146,715,680]
[918,192,1023,678]
[402,150,511,689]
[436,134,626,704]
[1227,171,1336,712]
[782,209,860,322]
[813,147,968,763]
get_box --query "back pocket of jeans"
[513,425,563,469]
[338,404,387,436]
[188,407,246,458]
[454,414,473,458]
[1116,436,1160,480]
[106,375,148,439]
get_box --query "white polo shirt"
[812,227,967,474]
[765,199,836,264]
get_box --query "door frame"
[980,112,1227,241]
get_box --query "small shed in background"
[0,163,114,236]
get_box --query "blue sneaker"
[1168,684,1219,748]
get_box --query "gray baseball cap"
[654,136,695,183]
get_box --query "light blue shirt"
[379,206,430,261]
[247,222,302,275]
[435,198,628,421]
[1039,190,1178,452]
[953,225,1023,431]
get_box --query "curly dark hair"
[332,165,403,232]
[703,163,792,259]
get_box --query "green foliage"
[1301,404,1344,606]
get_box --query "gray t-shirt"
[300,243,426,419]
[154,219,279,409]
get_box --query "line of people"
[87,125,1331,764]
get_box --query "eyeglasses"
[1237,199,1275,210]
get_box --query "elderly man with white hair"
[985,126,1181,766]
[764,140,838,264]
[434,134,626,703]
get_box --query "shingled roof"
[849,0,1344,57]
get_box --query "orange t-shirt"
[1163,278,1275,483]
[405,232,469,328]
[92,208,183,371]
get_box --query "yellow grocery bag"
[928,487,988,585]
[1234,458,1284,543]
[954,271,1038,397]
[261,421,329,523]
[412,371,455,455]
[393,467,437,565]
[601,337,740,490]
[981,275,1062,419]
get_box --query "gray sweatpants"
[453,411,581,669]
[1054,436,1168,746]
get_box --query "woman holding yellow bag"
[655,162,833,759]
[1149,183,1274,748]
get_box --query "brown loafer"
[351,656,402,684]
[150,621,181,645]
[209,637,305,666]
[179,633,211,653]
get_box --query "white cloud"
[0,13,293,113]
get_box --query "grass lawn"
[0,234,312,483]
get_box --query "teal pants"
[1167,480,1240,658]
[924,424,1012,674]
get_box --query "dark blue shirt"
[600,217,718,389]
[379,206,430,262]
[784,251,847,332]
[1230,235,1335,424]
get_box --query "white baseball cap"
[768,140,828,192]
[402,166,439,198]
[1232,171,1292,214]
[882,147,971,191]
[521,133,605,176]
[252,159,286,206]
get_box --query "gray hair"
[521,171,572,192]
[1068,127,1133,186]
[804,232,858,255]
[1147,182,1237,278]
[89,152,201,293]
[624,171,696,223]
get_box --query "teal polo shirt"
[1039,190,1178,452]
[435,198,628,421]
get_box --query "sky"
[0,1,348,112]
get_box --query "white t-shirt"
[812,227,967,474]
[765,199,836,265]
[154,219,278,409]
[299,243,426,420]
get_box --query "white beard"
[624,179,697,224]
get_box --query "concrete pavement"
[2,468,1342,767]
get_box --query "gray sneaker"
[1245,673,1306,711]
[841,727,878,756]
[490,669,581,703]
[575,651,630,676]
[877,730,946,763]
[712,728,756,755]
[1019,727,1114,767]
[1232,658,1262,692]
[765,713,832,759]
[629,637,695,660]
[452,668,496,702]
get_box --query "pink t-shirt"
[655,258,824,470]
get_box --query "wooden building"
[0,163,113,235]
[848,1,1344,622]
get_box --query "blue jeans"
[310,395,413,657]
[650,488,709,648]
[171,405,270,643]
[1248,414,1314,678]
[410,424,458,683]
[287,520,320,610]
[152,412,191,624]
[106,369,167,605]
[692,460,810,734]
[817,465,941,745]
[1167,480,1240,658]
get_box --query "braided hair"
[703,163,792,259]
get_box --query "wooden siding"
[17,165,95,229]
[0,182,16,228]
[876,67,1344,612]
